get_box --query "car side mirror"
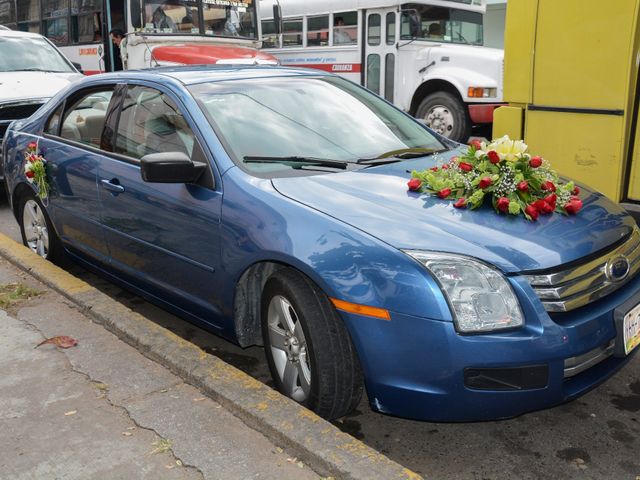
[71,62,84,74]
[140,152,206,184]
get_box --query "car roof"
[93,65,333,86]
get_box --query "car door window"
[60,89,114,147]
[115,85,199,160]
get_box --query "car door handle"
[101,178,125,194]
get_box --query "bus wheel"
[416,92,471,143]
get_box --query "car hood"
[0,72,83,104]
[272,157,636,273]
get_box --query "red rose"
[25,170,34,179]
[430,166,439,172]
[453,198,467,209]
[525,204,539,221]
[496,197,510,213]
[469,140,482,150]
[442,164,450,170]
[458,162,473,172]
[437,188,452,199]
[533,199,554,214]
[487,150,500,164]
[573,186,580,195]
[517,180,529,192]
[407,178,422,191]
[564,198,583,215]
[541,181,556,192]
[543,193,557,205]
[27,142,37,150]
[529,156,543,168]
[478,176,492,189]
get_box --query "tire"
[416,91,471,143]
[261,268,364,420]
[18,190,64,263]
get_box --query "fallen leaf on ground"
[64,410,77,416]
[94,382,108,391]
[122,431,133,436]
[150,438,172,455]
[176,460,183,466]
[35,335,78,349]
[193,397,206,402]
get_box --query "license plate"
[623,303,640,355]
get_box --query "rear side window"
[60,89,114,147]
[115,85,199,160]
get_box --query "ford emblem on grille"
[605,256,630,282]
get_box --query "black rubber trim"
[528,104,624,116]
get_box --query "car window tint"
[60,89,114,147]
[115,85,197,160]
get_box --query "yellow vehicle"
[493,0,640,217]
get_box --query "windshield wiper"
[243,156,349,169]
[357,147,448,165]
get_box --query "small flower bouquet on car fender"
[24,141,49,200]
[407,135,582,221]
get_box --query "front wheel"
[261,268,363,420]
[18,190,63,263]
[416,91,471,143]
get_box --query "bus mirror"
[131,0,143,29]
[273,4,283,34]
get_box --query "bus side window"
[307,15,328,47]
[282,18,302,47]
[333,11,357,46]
[261,19,277,48]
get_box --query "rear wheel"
[416,91,471,143]
[18,191,63,263]
[261,268,363,420]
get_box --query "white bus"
[259,0,504,141]
[0,0,276,74]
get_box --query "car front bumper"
[338,273,640,421]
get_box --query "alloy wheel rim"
[425,105,455,136]
[23,199,49,258]
[267,295,311,402]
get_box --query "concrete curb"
[0,234,423,480]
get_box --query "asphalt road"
[1,189,639,480]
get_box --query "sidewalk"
[0,257,320,480]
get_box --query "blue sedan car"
[2,66,639,421]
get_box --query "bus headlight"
[467,87,497,98]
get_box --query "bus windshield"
[401,4,483,46]
[142,0,257,39]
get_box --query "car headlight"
[404,251,524,333]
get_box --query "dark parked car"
[2,66,639,421]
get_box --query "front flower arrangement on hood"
[24,141,49,200]
[407,135,582,221]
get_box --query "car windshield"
[0,36,75,73]
[190,75,445,176]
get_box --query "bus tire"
[416,92,471,143]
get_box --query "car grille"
[523,226,640,312]
[0,100,45,142]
